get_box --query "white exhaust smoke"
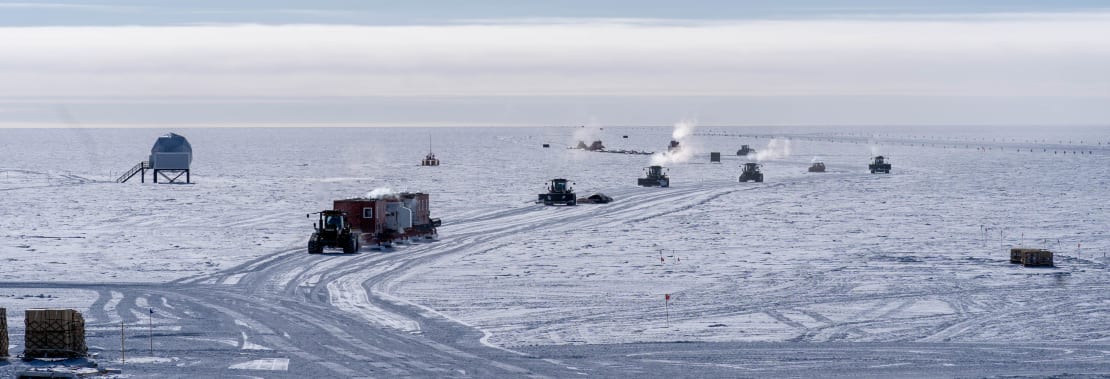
[671,118,696,140]
[748,138,792,161]
[867,136,883,157]
[365,187,398,199]
[650,118,698,166]
[572,125,602,147]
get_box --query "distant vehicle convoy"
[308,135,897,254]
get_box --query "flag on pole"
[665,294,670,301]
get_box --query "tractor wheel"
[308,238,322,254]
[756,175,763,183]
[343,235,357,254]
[567,199,577,206]
[870,169,875,173]
[544,201,553,206]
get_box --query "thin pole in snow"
[148,308,154,357]
[121,320,125,365]
[664,294,670,328]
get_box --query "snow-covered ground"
[2,125,1109,377]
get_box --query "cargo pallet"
[1009,248,1054,267]
[22,309,87,360]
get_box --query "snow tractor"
[421,136,440,166]
[739,162,764,182]
[538,178,577,206]
[421,152,440,166]
[637,165,670,187]
[869,156,892,174]
[668,140,681,152]
[808,162,826,172]
[736,144,756,156]
[307,210,359,254]
[576,140,605,151]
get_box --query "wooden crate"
[1012,246,1034,261]
[23,309,87,359]
[1007,247,1038,262]
[1021,250,1054,267]
[1,307,8,358]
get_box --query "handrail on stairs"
[116,161,149,183]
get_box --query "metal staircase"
[116,161,149,183]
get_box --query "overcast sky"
[1,1,1108,127]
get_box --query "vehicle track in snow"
[4,170,1110,377]
[1,179,744,377]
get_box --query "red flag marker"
[664,294,671,327]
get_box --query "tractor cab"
[322,212,345,231]
[549,178,572,193]
[307,210,358,254]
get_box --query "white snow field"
[2,125,1110,377]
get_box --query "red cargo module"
[334,192,441,247]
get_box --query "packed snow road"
[0,179,746,377]
[5,176,1110,377]
[4,126,1110,377]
